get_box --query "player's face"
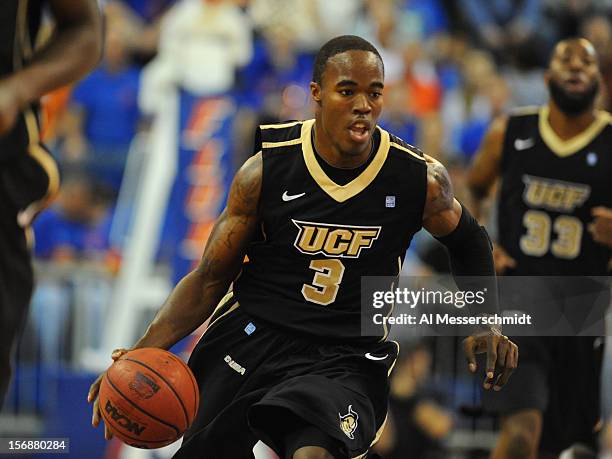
[312,50,384,156]
[546,39,600,115]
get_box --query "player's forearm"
[134,269,234,350]
[436,204,500,320]
[9,13,102,109]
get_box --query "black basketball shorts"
[482,335,604,454]
[173,293,399,459]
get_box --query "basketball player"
[89,35,518,458]
[0,0,102,408]
[468,38,612,458]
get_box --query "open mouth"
[564,76,587,92]
[347,123,371,143]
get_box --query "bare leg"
[490,409,543,459]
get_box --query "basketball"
[98,348,199,449]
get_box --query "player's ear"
[310,82,322,106]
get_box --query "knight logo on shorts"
[292,220,381,258]
[105,399,147,436]
[128,371,160,400]
[339,405,359,440]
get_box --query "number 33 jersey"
[498,106,612,275]
[233,119,428,342]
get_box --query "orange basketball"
[98,348,199,449]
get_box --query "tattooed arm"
[89,153,262,433]
[422,154,461,236]
[133,152,263,349]
[421,155,517,391]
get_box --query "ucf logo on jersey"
[292,220,381,258]
[522,174,590,212]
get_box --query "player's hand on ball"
[87,348,129,439]
[463,329,518,391]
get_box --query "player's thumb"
[462,338,477,373]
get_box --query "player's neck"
[313,122,374,169]
[547,101,597,140]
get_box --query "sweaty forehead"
[323,50,383,83]
[554,39,597,59]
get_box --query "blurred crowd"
[32,0,612,267]
[26,0,612,455]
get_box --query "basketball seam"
[166,353,198,420]
[100,406,175,444]
[105,373,181,437]
[123,358,190,428]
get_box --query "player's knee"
[503,418,540,459]
[505,428,535,459]
[292,446,336,459]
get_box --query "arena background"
[1,0,611,457]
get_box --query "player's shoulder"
[507,105,541,120]
[383,127,426,164]
[494,106,540,139]
[257,119,306,146]
[595,109,612,126]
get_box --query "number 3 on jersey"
[520,210,583,259]
[302,259,346,305]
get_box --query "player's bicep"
[422,155,462,237]
[195,153,262,279]
[467,116,507,198]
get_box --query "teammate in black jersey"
[89,35,517,459]
[468,38,612,458]
[0,0,102,408]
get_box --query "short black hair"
[312,35,384,85]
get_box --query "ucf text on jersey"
[498,106,612,275]
[233,119,428,342]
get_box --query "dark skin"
[0,0,103,135]
[0,0,102,408]
[88,49,518,454]
[468,38,612,274]
[467,39,608,459]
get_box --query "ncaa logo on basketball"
[128,372,160,400]
[292,220,381,258]
[339,405,359,440]
[105,400,147,436]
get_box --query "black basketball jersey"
[498,106,612,275]
[0,0,45,161]
[233,119,428,342]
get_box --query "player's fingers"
[462,337,477,373]
[104,422,113,440]
[87,374,103,403]
[494,343,518,390]
[111,348,128,361]
[591,206,612,217]
[588,222,606,243]
[484,336,498,389]
[496,336,509,371]
[92,397,101,427]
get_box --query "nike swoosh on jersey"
[282,191,306,201]
[514,138,535,151]
[364,353,388,361]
